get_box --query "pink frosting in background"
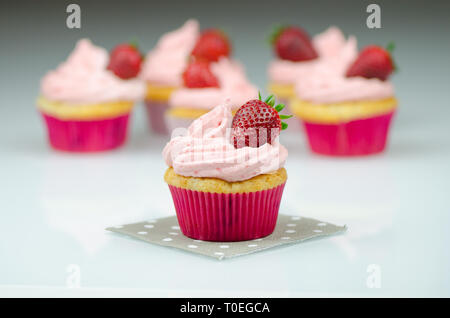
[168,58,258,110]
[163,103,288,182]
[140,20,200,86]
[268,26,357,84]
[292,28,394,103]
[295,71,394,103]
[41,39,145,104]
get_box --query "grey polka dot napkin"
[106,215,346,260]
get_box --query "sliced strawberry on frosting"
[346,43,396,81]
[270,26,318,62]
[191,29,231,62]
[107,43,143,79]
[231,93,292,148]
[182,59,220,88]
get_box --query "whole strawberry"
[346,43,396,81]
[107,43,142,79]
[270,26,318,62]
[182,60,220,88]
[231,93,292,149]
[191,29,231,62]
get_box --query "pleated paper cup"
[302,111,395,156]
[144,100,170,135]
[168,183,286,242]
[41,112,130,152]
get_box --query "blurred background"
[1,0,450,297]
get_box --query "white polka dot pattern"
[106,214,347,260]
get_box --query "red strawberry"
[270,26,318,62]
[231,93,292,148]
[191,29,231,62]
[182,60,220,88]
[346,44,396,81]
[107,43,142,79]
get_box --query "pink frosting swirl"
[268,26,357,84]
[168,58,258,109]
[295,67,394,103]
[40,39,145,104]
[163,102,288,182]
[140,19,200,86]
[294,32,394,103]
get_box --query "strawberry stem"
[386,42,395,53]
[274,104,285,112]
[258,93,291,131]
[264,94,274,104]
[129,37,140,50]
[386,41,398,73]
[268,25,287,45]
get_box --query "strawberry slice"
[346,43,396,81]
[270,26,318,62]
[107,43,142,79]
[231,93,292,148]
[182,60,220,88]
[191,29,231,62]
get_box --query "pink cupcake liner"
[144,100,169,135]
[301,111,395,156]
[168,183,286,242]
[41,112,130,152]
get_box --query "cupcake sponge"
[164,167,287,193]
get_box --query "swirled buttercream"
[295,71,394,103]
[140,19,200,86]
[40,39,145,104]
[268,26,358,84]
[163,102,288,182]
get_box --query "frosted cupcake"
[140,20,200,134]
[37,39,145,152]
[166,58,258,132]
[268,26,356,128]
[163,95,290,242]
[291,43,397,156]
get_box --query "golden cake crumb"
[146,84,177,102]
[268,82,295,100]
[164,167,287,193]
[36,96,133,120]
[290,97,398,124]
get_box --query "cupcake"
[140,20,200,134]
[163,95,290,241]
[291,43,397,156]
[166,58,258,132]
[37,39,145,152]
[268,26,356,128]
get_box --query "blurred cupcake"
[291,43,398,156]
[166,58,258,132]
[140,20,200,134]
[268,26,355,128]
[37,39,144,152]
[163,96,290,241]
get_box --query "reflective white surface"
[1,103,450,298]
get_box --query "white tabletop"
[1,103,450,298]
